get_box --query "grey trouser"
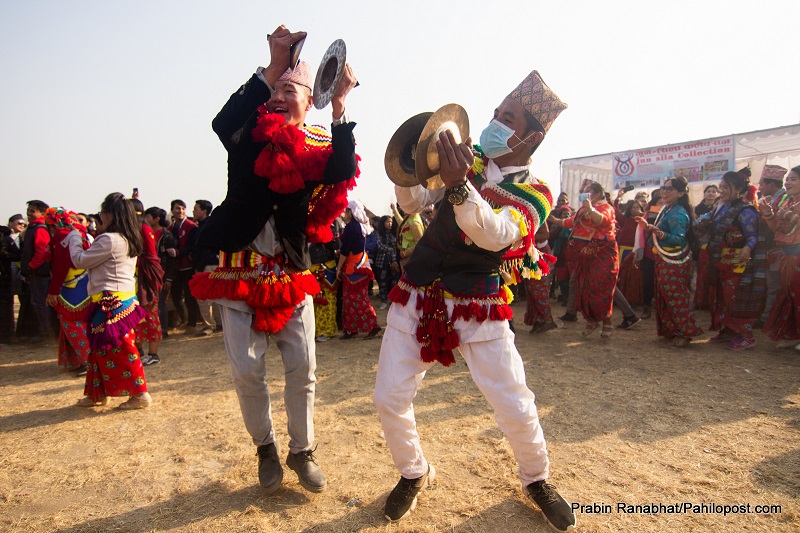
[196,265,220,329]
[217,296,316,452]
[761,269,780,322]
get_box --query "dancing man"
[373,71,576,531]
[191,25,359,493]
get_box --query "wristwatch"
[446,182,470,206]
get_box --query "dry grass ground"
[1,298,798,532]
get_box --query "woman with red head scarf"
[44,208,92,375]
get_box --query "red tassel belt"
[388,279,513,368]
[189,260,320,334]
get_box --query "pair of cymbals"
[384,104,470,190]
[274,34,353,110]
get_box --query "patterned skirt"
[763,254,800,341]
[57,319,90,370]
[341,268,378,334]
[709,268,754,336]
[654,257,703,339]
[135,301,162,343]
[313,264,339,338]
[574,239,619,323]
[84,292,148,401]
[523,274,553,325]
[54,270,91,370]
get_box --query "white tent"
[560,123,800,208]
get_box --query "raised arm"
[68,232,114,270]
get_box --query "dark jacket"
[156,229,179,283]
[0,226,21,287]
[197,73,358,271]
[190,217,219,271]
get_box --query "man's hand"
[46,294,58,307]
[759,198,774,218]
[437,131,474,189]
[263,25,307,87]
[331,63,357,120]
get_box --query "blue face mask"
[479,120,515,158]
[479,119,535,159]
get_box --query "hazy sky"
[1,0,798,221]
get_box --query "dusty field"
[0,297,798,533]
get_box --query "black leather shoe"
[286,449,327,493]
[525,480,577,532]
[256,443,283,493]
[617,317,641,330]
[384,465,435,522]
[558,313,578,322]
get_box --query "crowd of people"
[539,164,800,352]
[4,22,800,533]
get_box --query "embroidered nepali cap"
[506,71,567,134]
[761,164,787,182]
[278,60,313,90]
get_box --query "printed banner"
[612,136,734,188]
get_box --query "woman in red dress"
[550,182,618,338]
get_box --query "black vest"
[20,222,50,277]
[403,201,507,295]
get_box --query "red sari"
[564,202,619,323]
[763,253,800,340]
[341,254,379,334]
[655,257,703,339]
[135,223,163,343]
[524,245,555,326]
[574,239,619,322]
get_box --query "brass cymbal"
[313,39,347,110]
[415,103,469,190]
[384,112,434,187]
[289,35,305,70]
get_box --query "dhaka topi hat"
[761,164,787,182]
[277,60,313,91]
[506,71,567,134]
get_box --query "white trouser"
[217,296,316,453]
[373,292,550,486]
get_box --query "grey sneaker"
[525,480,576,532]
[286,449,327,493]
[256,443,283,493]
[384,465,435,522]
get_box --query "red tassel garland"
[388,284,410,306]
[190,266,319,334]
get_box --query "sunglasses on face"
[660,186,675,192]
